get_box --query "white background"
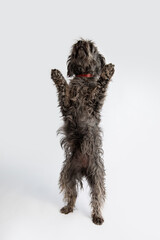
[0,0,160,239]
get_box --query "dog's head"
[67,39,106,77]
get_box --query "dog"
[51,39,115,225]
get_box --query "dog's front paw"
[51,69,63,83]
[101,63,115,80]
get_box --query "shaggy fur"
[51,39,115,225]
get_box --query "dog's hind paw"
[92,214,104,225]
[60,206,74,214]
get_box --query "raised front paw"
[101,63,115,80]
[51,69,63,83]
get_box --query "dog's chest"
[69,79,97,104]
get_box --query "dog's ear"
[67,55,74,77]
[99,54,106,69]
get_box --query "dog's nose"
[78,40,83,45]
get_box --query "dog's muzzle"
[77,47,88,58]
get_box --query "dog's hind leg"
[59,165,77,214]
[87,165,106,225]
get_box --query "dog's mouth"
[76,46,88,58]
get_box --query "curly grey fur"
[51,39,115,225]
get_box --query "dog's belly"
[73,151,89,169]
[62,102,101,171]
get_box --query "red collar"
[76,73,93,78]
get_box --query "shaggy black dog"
[51,39,115,225]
